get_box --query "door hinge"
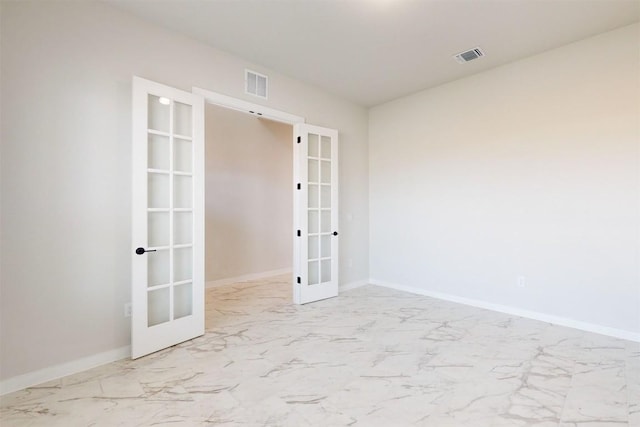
[297,229,301,237]
[297,136,301,143]
[297,276,301,284]
[297,183,301,190]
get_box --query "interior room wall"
[369,23,640,336]
[205,104,293,282]
[0,1,369,384]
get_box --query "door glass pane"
[148,95,170,133]
[321,210,331,233]
[308,159,319,183]
[308,210,319,234]
[148,134,169,170]
[308,134,319,157]
[174,175,192,209]
[174,212,192,245]
[321,136,331,159]
[308,184,319,209]
[321,259,331,283]
[148,212,169,247]
[174,102,192,137]
[174,138,192,173]
[308,235,319,260]
[148,249,169,287]
[321,235,331,258]
[321,186,331,208]
[174,247,192,282]
[148,287,170,327]
[320,161,331,184]
[148,173,169,208]
[174,283,192,319]
[308,261,319,285]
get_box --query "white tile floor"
[1,274,638,426]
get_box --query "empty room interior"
[1,0,639,426]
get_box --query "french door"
[293,124,339,304]
[131,77,205,359]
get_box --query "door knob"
[135,247,157,255]
[332,231,338,236]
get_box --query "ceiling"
[111,0,640,107]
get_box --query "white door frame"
[192,87,305,125]
[191,86,312,304]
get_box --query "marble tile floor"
[1,274,638,426]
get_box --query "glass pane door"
[307,133,333,286]
[132,77,204,359]
[294,124,339,304]
[146,95,194,327]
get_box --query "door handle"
[332,231,339,236]
[135,247,157,255]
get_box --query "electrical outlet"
[124,303,132,317]
[517,276,526,288]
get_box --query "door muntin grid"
[306,133,333,286]
[146,94,194,327]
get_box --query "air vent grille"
[454,47,485,64]
[245,69,268,99]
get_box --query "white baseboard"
[206,268,292,288]
[340,279,369,292]
[0,345,131,396]
[369,279,640,343]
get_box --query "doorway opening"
[203,103,294,322]
[194,86,340,306]
[131,78,340,358]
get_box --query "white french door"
[131,77,205,359]
[293,124,339,304]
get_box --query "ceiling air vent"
[453,47,485,64]
[245,69,268,99]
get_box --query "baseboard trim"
[206,268,292,288]
[0,345,131,396]
[340,279,369,292]
[369,279,640,343]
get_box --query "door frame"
[192,87,304,125]
[191,86,309,304]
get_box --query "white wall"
[370,24,640,336]
[0,1,369,382]
[205,104,292,281]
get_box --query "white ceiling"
[111,0,640,107]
